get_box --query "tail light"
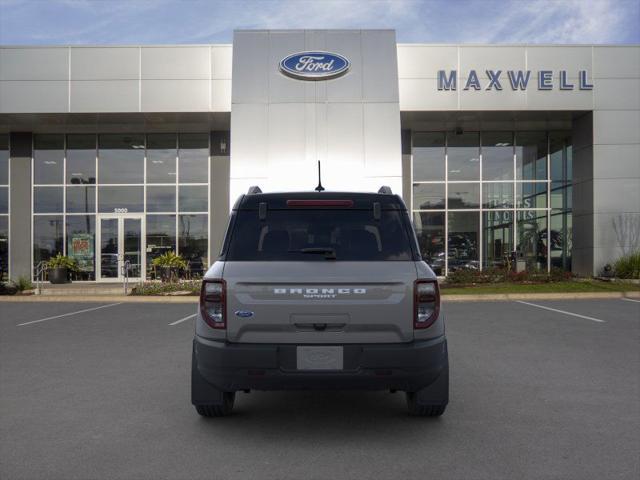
[414,279,440,329]
[200,279,226,329]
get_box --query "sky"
[0,0,638,45]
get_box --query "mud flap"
[191,344,227,406]
[413,361,449,406]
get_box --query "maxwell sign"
[279,52,350,80]
[437,69,593,91]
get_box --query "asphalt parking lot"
[1,298,638,480]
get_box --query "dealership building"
[0,30,638,281]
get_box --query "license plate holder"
[296,346,344,371]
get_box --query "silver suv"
[192,188,449,417]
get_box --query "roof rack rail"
[377,186,392,195]
[247,186,262,194]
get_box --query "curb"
[441,291,640,302]
[0,291,638,303]
[0,295,198,303]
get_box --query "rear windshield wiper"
[288,247,337,260]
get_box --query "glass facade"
[32,133,210,281]
[0,135,8,279]
[412,131,572,275]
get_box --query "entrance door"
[98,215,144,281]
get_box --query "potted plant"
[47,254,79,284]
[151,252,187,283]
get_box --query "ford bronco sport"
[192,187,448,416]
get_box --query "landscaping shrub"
[47,253,79,271]
[14,276,34,291]
[548,267,573,282]
[613,251,640,279]
[151,252,188,282]
[0,276,34,295]
[445,268,503,285]
[130,279,201,296]
[0,281,18,295]
[445,266,572,285]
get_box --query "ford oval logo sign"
[279,51,350,81]
[235,310,254,318]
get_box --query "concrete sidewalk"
[1,291,639,303]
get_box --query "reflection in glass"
[516,132,547,180]
[98,134,144,184]
[34,187,63,213]
[483,211,513,268]
[410,130,571,275]
[482,132,514,181]
[0,134,8,185]
[66,186,96,213]
[550,209,572,270]
[179,214,208,276]
[412,183,445,210]
[516,210,547,271]
[33,215,64,271]
[123,218,142,277]
[413,212,445,275]
[0,187,7,214]
[179,134,208,183]
[147,186,176,212]
[147,134,177,184]
[550,132,572,183]
[100,218,119,279]
[482,182,514,209]
[551,182,571,210]
[0,216,7,280]
[98,186,143,213]
[146,215,176,278]
[34,135,64,185]
[448,212,479,271]
[179,185,208,212]
[413,133,445,181]
[448,183,480,209]
[66,215,95,280]
[448,132,480,181]
[517,182,547,209]
[66,134,96,184]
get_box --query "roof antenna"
[315,160,325,192]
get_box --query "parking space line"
[621,298,640,304]
[169,313,197,326]
[515,301,605,323]
[17,303,122,326]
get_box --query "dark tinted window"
[0,134,8,185]
[178,133,208,183]
[98,134,144,184]
[66,134,96,184]
[179,214,208,275]
[34,134,64,185]
[227,209,413,261]
[66,186,96,213]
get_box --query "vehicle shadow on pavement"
[192,390,448,440]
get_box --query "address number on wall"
[114,208,129,213]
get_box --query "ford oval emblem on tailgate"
[235,310,254,318]
[279,51,350,81]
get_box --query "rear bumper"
[193,335,448,392]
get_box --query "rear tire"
[195,393,235,417]
[405,395,446,417]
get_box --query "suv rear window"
[226,209,414,261]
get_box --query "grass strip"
[441,280,640,295]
